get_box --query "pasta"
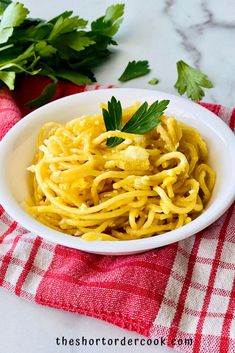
[26,101,216,241]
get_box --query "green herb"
[0,1,124,106]
[91,3,124,37]
[0,70,15,89]
[0,2,29,44]
[148,78,159,85]
[174,60,213,101]
[102,96,169,147]
[102,96,123,147]
[122,100,169,133]
[118,60,150,82]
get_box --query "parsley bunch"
[0,0,124,107]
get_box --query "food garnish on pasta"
[26,97,215,241]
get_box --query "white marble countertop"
[1,1,235,352]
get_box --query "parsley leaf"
[0,1,29,28]
[48,16,86,40]
[174,60,213,101]
[118,60,150,82]
[0,27,12,43]
[65,32,95,52]
[49,11,73,24]
[91,4,124,37]
[0,70,15,89]
[0,2,29,43]
[102,96,123,147]
[122,100,169,134]
[102,96,170,147]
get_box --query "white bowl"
[0,88,235,255]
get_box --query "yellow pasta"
[26,102,216,241]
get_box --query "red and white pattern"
[0,80,235,353]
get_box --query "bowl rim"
[0,88,235,254]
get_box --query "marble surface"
[0,1,234,353]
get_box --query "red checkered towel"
[0,76,235,353]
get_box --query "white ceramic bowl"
[0,88,235,255]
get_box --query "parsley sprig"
[102,96,169,147]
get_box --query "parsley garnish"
[0,1,124,107]
[118,60,150,82]
[174,60,213,101]
[102,96,169,147]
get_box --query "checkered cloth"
[0,77,235,353]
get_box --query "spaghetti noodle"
[26,101,215,241]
